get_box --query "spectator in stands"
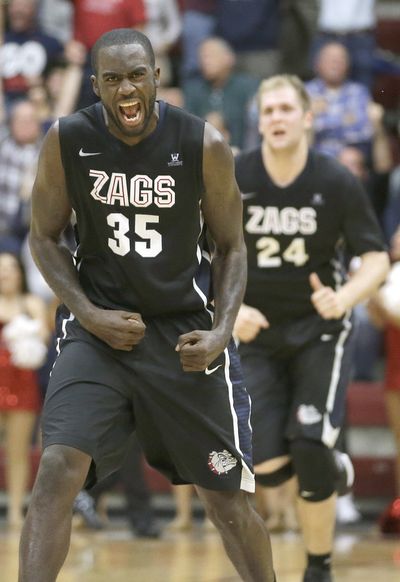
[0,251,48,528]
[0,101,43,254]
[311,0,377,89]
[0,0,64,110]
[306,42,374,158]
[205,110,239,155]
[38,0,73,45]
[338,102,393,223]
[279,0,319,80]
[70,0,146,52]
[337,102,393,383]
[215,0,280,79]
[27,50,85,134]
[143,0,181,87]
[180,1,216,81]
[67,0,147,108]
[183,37,259,149]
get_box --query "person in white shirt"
[311,0,377,89]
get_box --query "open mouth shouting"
[118,100,142,128]
[272,128,286,137]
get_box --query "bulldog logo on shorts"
[208,450,238,475]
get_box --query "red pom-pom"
[379,497,400,534]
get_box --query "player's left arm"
[310,170,390,320]
[310,251,390,319]
[176,123,247,370]
[202,123,247,338]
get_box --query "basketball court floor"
[2,516,399,581]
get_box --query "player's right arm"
[29,122,145,350]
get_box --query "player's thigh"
[288,325,355,446]
[42,340,135,486]
[239,343,291,463]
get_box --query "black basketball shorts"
[239,312,355,465]
[42,307,254,492]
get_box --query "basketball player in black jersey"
[234,75,389,582]
[19,30,275,582]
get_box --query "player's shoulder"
[234,147,261,171]
[233,147,261,190]
[163,100,205,128]
[59,103,98,132]
[309,150,356,186]
[161,101,206,149]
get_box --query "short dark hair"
[91,29,155,73]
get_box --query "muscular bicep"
[30,122,72,242]
[201,123,244,252]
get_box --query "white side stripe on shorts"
[223,347,255,493]
[322,313,352,447]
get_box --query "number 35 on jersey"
[89,171,176,259]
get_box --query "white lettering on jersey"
[246,206,266,234]
[130,175,152,207]
[154,176,175,207]
[262,207,281,234]
[300,208,318,234]
[246,206,317,235]
[88,171,176,208]
[107,173,129,206]
[89,170,109,202]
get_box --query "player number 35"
[107,212,162,258]
[256,236,309,267]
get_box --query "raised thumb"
[309,272,324,292]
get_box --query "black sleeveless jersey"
[235,148,386,324]
[59,101,211,317]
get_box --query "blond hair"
[257,75,311,112]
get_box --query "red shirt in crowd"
[73,0,147,49]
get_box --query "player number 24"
[256,236,309,267]
[107,213,162,258]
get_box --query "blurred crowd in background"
[0,0,400,538]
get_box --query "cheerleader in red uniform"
[0,252,48,528]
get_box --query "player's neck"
[261,139,309,188]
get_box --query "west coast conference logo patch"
[311,192,324,206]
[168,152,183,167]
[208,450,238,475]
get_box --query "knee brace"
[290,439,337,502]
[255,462,294,487]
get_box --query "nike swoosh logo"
[241,192,257,200]
[79,148,102,157]
[205,364,223,375]
[300,490,315,498]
